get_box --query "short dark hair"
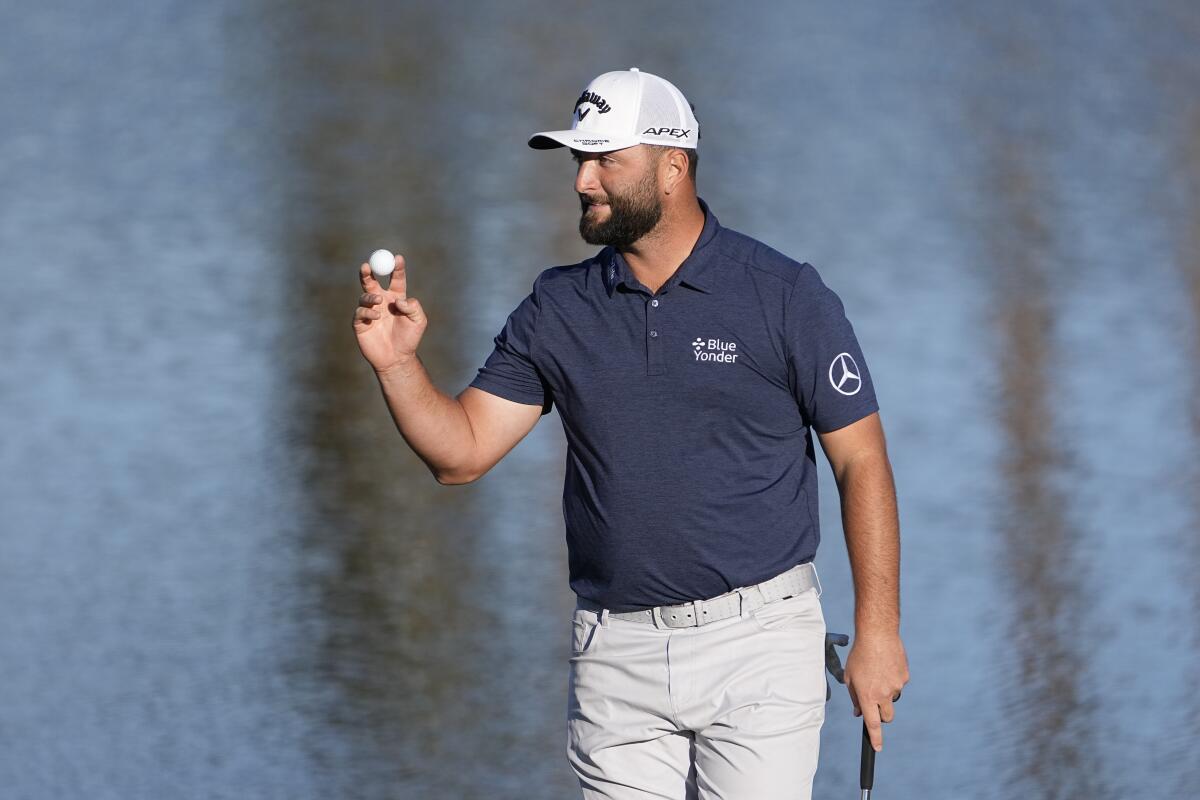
[650,145,699,181]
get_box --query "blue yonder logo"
[692,336,740,364]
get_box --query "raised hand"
[352,253,428,373]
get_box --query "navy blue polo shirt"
[469,198,879,612]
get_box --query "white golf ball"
[369,249,395,277]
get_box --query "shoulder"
[711,224,824,293]
[531,249,605,291]
[525,249,608,308]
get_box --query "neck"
[619,195,705,294]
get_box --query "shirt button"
[649,330,658,338]
[651,299,659,307]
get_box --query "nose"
[574,159,601,197]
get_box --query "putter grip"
[860,722,875,790]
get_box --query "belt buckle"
[650,604,667,629]
[657,599,700,628]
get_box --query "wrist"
[375,353,420,379]
[854,620,901,640]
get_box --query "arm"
[819,411,901,634]
[373,360,541,484]
[817,411,909,751]
[353,256,542,484]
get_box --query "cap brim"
[527,130,642,152]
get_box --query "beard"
[578,168,663,248]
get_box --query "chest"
[536,287,801,432]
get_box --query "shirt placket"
[646,293,664,376]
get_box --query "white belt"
[575,562,820,629]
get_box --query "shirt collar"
[603,196,722,298]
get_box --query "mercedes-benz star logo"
[828,353,862,396]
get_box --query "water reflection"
[984,145,1103,798]
[270,14,500,799]
[264,3,579,796]
[966,21,1108,795]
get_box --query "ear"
[660,148,689,194]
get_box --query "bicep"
[815,411,888,483]
[456,386,544,481]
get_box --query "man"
[352,68,908,799]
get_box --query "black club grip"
[860,721,875,790]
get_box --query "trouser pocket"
[748,587,826,633]
[571,609,602,656]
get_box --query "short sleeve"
[468,277,554,415]
[785,263,879,433]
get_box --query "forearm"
[374,355,477,483]
[837,454,901,635]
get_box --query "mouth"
[580,196,608,210]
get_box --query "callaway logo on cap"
[528,67,699,153]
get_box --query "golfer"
[352,68,908,799]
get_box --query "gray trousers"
[567,578,826,799]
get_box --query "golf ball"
[369,249,395,277]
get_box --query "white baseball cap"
[528,67,699,153]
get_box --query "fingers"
[359,262,381,293]
[879,696,895,724]
[861,702,884,752]
[392,295,425,324]
[359,256,407,297]
[352,290,425,327]
[353,306,382,324]
[391,253,407,297]
[353,292,384,327]
[847,677,899,749]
